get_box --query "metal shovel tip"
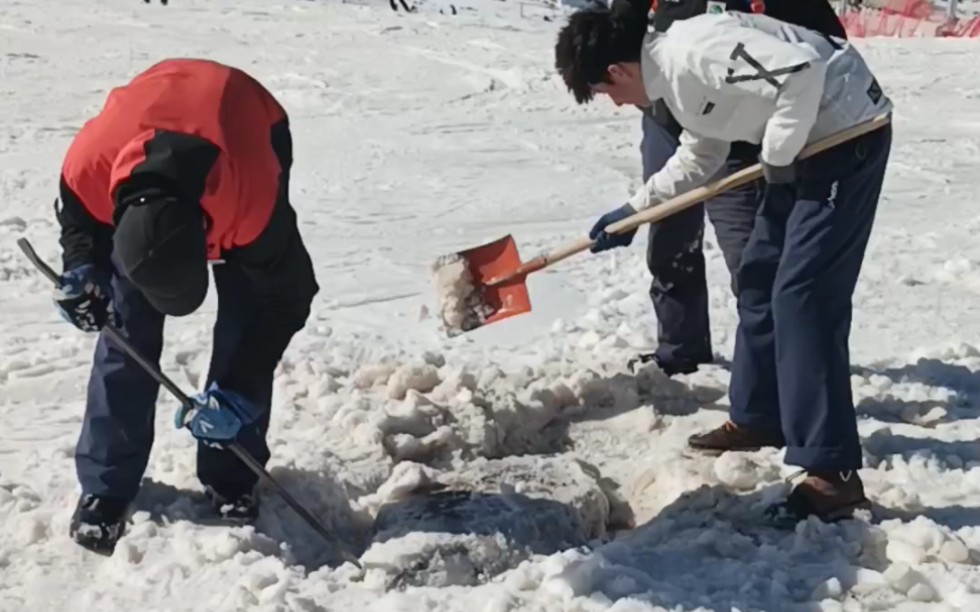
[430,252,493,337]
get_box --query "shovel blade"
[459,234,531,330]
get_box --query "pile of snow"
[337,347,697,469]
[350,359,560,461]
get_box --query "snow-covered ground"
[2,0,980,610]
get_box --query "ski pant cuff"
[784,445,863,471]
[728,408,781,433]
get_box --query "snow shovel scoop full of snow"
[17,237,364,572]
[431,113,892,337]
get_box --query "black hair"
[554,0,650,104]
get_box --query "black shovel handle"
[17,237,362,569]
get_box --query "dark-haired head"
[554,1,650,105]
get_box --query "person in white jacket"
[555,6,893,523]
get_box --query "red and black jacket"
[56,58,318,397]
[648,0,846,39]
[59,58,289,267]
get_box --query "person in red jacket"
[53,58,319,554]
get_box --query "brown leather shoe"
[767,470,871,525]
[687,420,786,454]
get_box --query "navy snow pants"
[75,259,274,501]
[640,112,761,368]
[729,123,892,471]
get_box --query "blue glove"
[588,204,638,253]
[175,383,264,448]
[52,264,117,332]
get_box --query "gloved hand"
[52,264,117,332]
[589,204,638,253]
[175,383,263,448]
[760,157,796,184]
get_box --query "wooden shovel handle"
[488,113,891,287]
[605,112,892,236]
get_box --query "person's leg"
[771,124,892,520]
[776,125,892,471]
[688,181,789,453]
[195,262,274,509]
[73,255,166,550]
[196,118,291,520]
[704,157,764,296]
[640,112,712,373]
[76,259,166,499]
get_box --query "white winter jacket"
[628,11,892,211]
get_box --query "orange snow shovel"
[435,113,891,336]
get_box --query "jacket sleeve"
[628,129,731,211]
[56,177,114,273]
[218,198,319,398]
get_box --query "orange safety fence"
[841,0,980,37]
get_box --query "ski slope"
[2,0,980,610]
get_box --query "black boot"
[628,352,703,377]
[69,494,130,555]
[206,487,259,524]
